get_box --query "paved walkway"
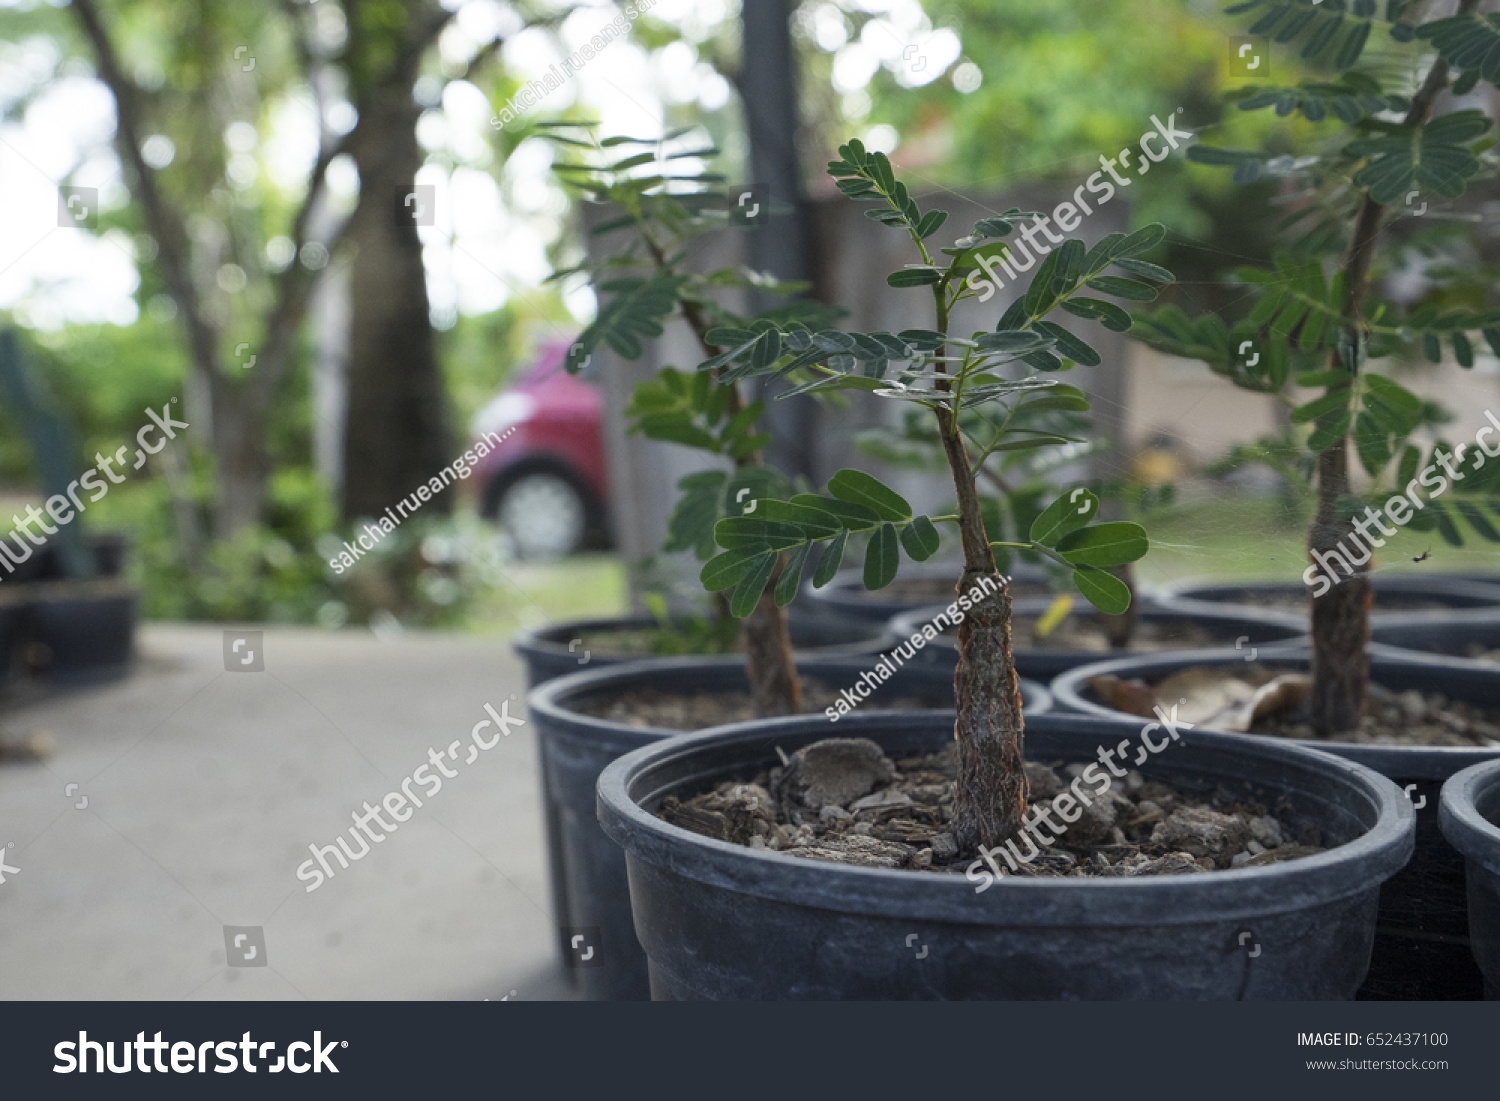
[0,624,572,1000]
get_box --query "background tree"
[546,125,846,716]
[70,0,512,538]
[339,0,474,521]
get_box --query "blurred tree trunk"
[73,0,472,541]
[737,0,821,484]
[340,50,450,520]
[212,400,269,537]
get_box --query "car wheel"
[496,471,589,559]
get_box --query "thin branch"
[977,460,1013,498]
[1340,0,1481,331]
[276,0,318,83]
[71,0,220,383]
[463,32,508,77]
[395,5,460,83]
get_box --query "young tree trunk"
[938,411,1026,854]
[1309,443,1371,732]
[1310,194,1382,733]
[743,581,801,716]
[1099,563,1139,649]
[1308,21,1468,733]
[676,299,801,718]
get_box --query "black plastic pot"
[596,710,1412,999]
[802,561,1062,623]
[513,611,896,688]
[1439,759,1500,999]
[26,582,138,683]
[528,655,1052,1000]
[515,609,896,966]
[1052,647,1500,1000]
[1155,575,1500,629]
[87,532,129,579]
[0,596,25,690]
[1372,609,1500,666]
[13,531,130,582]
[890,600,1307,683]
[0,541,50,584]
[1420,571,1500,588]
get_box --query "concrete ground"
[0,624,574,1001]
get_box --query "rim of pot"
[596,708,1414,927]
[1440,757,1500,875]
[512,613,897,660]
[1158,574,1500,620]
[529,652,1053,743]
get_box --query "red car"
[470,339,610,558]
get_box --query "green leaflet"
[714,517,806,551]
[1071,566,1132,615]
[1030,489,1099,546]
[827,469,912,522]
[1055,521,1149,567]
[745,498,843,538]
[774,543,812,606]
[730,553,777,617]
[864,523,901,589]
[900,516,942,561]
[812,530,849,587]
[793,494,882,529]
[702,547,771,591]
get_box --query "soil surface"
[577,681,942,730]
[659,737,1318,878]
[1254,683,1500,746]
[1089,664,1500,747]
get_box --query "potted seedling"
[1052,0,1500,999]
[513,125,896,693]
[519,126,1050,998]
[594,138,1414,1000]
